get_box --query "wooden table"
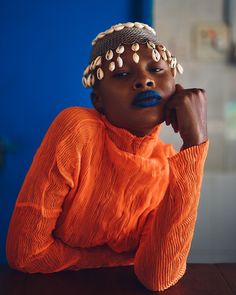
[0,264,236,295]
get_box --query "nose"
[133,77,156,90]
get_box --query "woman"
[6,22,208,291]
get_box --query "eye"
[150,67,162,73]
[113,71,129,78]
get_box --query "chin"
[143,109,164,125]
[131,118,162,137]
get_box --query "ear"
[90,90,104,114]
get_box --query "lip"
[132,90,162,108]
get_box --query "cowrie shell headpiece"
[82,22,184,88]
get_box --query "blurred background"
[0,0,235,264]
[155,0,236,263]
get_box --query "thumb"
[175,84,184,93]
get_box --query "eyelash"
[113,72,129,78]
[113,68,163,78]
[150,67,162,73]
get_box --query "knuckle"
[181,95,189,104]
[197,88,207,97]
[192,88,207,101]
[192,88,206,95]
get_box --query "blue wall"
[0,0,153,264]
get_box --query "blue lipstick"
[133,90,162,108]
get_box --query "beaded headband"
[82,22,184,88]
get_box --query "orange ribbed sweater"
[6,107,209,291]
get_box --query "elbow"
[6,235,36,274]
[134,267,162,292]
[6,254,42,274]
[134,263,187,292]
[7,261,28,274]
[6,247,33,274]
[6,253,28,273]
[6,243,47,274]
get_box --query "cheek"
[98,90,122,113]
[99,80,120,100]
[169,80,176,94]
[163,75,175,95]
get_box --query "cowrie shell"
[97,68,104,80]
[87,74,95,87]
[144,24,152,31]
[134,22,144,29]
[90,74,95,86]
[83,65,90,76]
[158,44,166,51]
[116,45,125,54]
[97,32,106,39]
[91,37,99,46]
[82,76,88,87]
[106,27,114,34]
[94,56,102,67]
[133,52,139,63]
[117,56,123,68]
[176,63,184,74]
[109,61,115,71]
[171,67,177,77]
[166,50,172,58]
[114,24,125,31]
[90,60,96,71]
[124,22,134,28]
[170,57,177,68]
[92,60,98,70]
[160,50,168,61]
[147,41,156,49]
[86,74,92,87]
[150,28,156,35]
[131,43,140,52]
[112,23,122,28]
[105,50,113,60]
[152,49,161,62]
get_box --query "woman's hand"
[165,84,208,150]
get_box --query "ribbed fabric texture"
[6,107,209,291]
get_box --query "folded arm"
[134,141,209,291]
[6,112,133,273]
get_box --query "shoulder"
[33,107,103,168]
[49,107,103,138]
[41,107,104,149]
[53,106,100,128]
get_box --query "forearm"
[6,206,134,274]
[6,205,79,273]
[134,141,209,291]
[68,245,134,271]
[134,189,197,291]
[7,238,80,273]
[7,236,134,274]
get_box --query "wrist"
[181,136,208,150]
[181,139,208,150]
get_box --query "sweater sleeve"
[134,140,209,291]
[6,111,83,273]
[6,111,134,273]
